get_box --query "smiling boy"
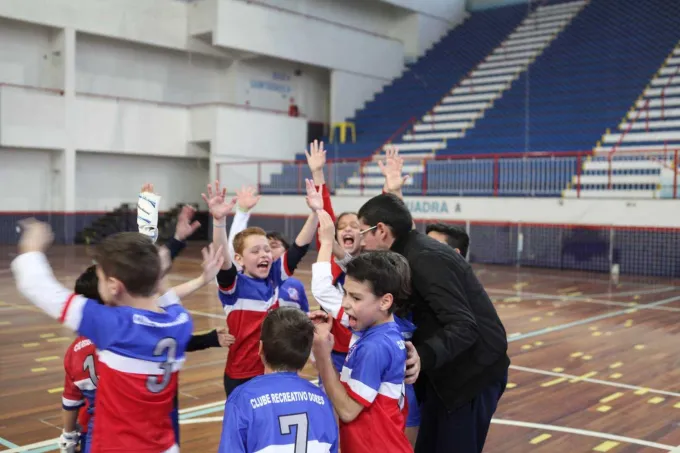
[311,241,413,453]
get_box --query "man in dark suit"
[357,193,509,453]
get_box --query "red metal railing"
[215,148,680,199]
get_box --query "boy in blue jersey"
[219,307,338,453]
[311,211,413,453]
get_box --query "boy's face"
[336,213,362,255]
[427,231,461,255]
[268,238,286,261]
[236,234,273,279]
[342,275,393,331]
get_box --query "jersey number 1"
[147,338,177,393]
[278,413,309,453]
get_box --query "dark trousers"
[415,373,507,453]
[224,374,253,397]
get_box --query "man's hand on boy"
[18,219,54,254]
[404,341,421,385]
[216,327,235,347]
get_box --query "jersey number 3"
[147,338,177,393]
[278,413,309,453]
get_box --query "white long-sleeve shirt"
[228,208,251,270]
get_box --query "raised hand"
[305,140,327,174]
[378,145,409,194]
[317,210,335,245]
[18,219,54,254]
[310,310,334,358]
[201,180,238,220]
[174,205,201,241]
[140,183,155,194]
[200,243,225,284]
[236,186,261,212]
[305,179,324,212]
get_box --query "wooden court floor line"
[508,294,680,342]
[510,365,680,398]
[487,288,680,312]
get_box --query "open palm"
[201,181,237,220]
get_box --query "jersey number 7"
[278,413,309,453]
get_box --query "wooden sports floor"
[1,245,680,453]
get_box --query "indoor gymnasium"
[1,0,680,452]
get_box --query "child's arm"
[138,183,161,243]
[228,186,260,263]
[311,315,364,422]
[311,211,345,319]
[379,145,409,201]
[201,180,238,270]
[169,244,224,300]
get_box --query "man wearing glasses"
[357,193,509,453]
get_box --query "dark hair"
[426,223,470,258]
[75,265,104,303]
[233,227,267,255]
[345,251,411,314]
[266,231,290,250]
[335,212,358,230]
[92,232,160,297]
[260,307,315,371]
[357,194,413,240]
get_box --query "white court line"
[186,309,226,319]
[510,365,680,398]
[180,416,224,425]
[587,286,677,298]
[491,419,673,450]
[488,288,680,313]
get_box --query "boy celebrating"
[312,216,413,453]
[219,307,338,452]
[204,179,321,395]
[12,220,223,452]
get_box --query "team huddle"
[11,143,485,453]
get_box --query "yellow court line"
[47,337,71,343]
[609,373,623,379]
[534,341,543,346]
[634,388,649,395]
[609,362,623,369]
[593,440,620,452]
[552,367,564,372]
[0,321,11,326]
[557,286,579,293]
[624,319,633,327]
[541,377,568,387]
[567,291,583,297]
[596,405,611,413]
[48,387,64,394]
[31,367,47,372]
[592,331,602,337]
[673,402,680,409]
[582,355,593,360]
[647,397,665,404]
[600,392,624,404]
[23,342,40,348]
[530,316,542,322]
[570,371,597,383]
[521,344,532,351]
[506,383,517,389]
[634,344,645,350]
[529,434,552,444]
[40,333,56,339]
[35,356,60,362]
[570,352,584,358]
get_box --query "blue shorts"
[405,383,420,428]
[318,350,347,392]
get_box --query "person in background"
[357,192,509,453]
[425,223,470,259]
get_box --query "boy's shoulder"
[351,323,405,359]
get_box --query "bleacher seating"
[262,0,680,198]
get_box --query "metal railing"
[215,149,680,199]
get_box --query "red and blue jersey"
[13,252,193,453]
[339,321,411,453]
[217,246,307,379]
[219,372,338,453]
[62,336,98,414]
[278,277,309,313]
